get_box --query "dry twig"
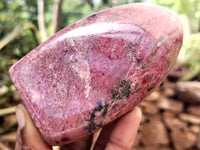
[0,106,16,117]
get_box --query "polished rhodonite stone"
[9,3,183,145]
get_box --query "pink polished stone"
[9,3,183,145]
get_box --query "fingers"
[15,104,52,150]
[94,107,142,150]
[105,107,142,150]
[60,135,93,150]
[15,104,141,150]
[93,121,116,150]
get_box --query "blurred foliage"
[155,0,200,33]
[61,0,93,29]
[180,34,200,81]
[0,0,38,56]
[0,0,42,108]
[155,0,200,80]
[0,0,200,108]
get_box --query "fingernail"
[16,106,25,130]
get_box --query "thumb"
[15,104,52,150]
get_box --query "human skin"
[15,104,142,150]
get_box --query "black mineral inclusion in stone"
[61,137,70,142]
[84,101,109,133]
[112,80,131,100]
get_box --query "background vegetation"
[0,0,199,113]
[0,0,199,149]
